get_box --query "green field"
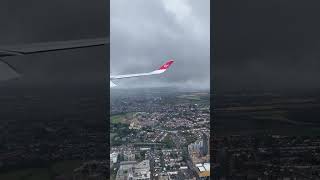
[177,94,201,100]
[111,112,136,124]
[111,114,125,124]
[177,92,209,102]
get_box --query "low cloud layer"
[111,0,210,90]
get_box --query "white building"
[116,160,151,180]
[110,152,118,164]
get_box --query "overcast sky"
[111,0,210,90]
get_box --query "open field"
[177,92,210,103]
[111,112,136,124]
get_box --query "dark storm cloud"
[214,0,320,92]
[111,0,210,89]
[0,0,108,86]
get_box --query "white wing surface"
[110,60,174,87]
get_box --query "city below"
[110,88,210,180]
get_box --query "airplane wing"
[0,38,109,57]
[0,38,108,81]
[110,60,174,87]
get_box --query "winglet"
[110,81,117,87]
[159,60,174,70]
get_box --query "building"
[116,161,136,180]
[116,160,151,180]
[128,160,151,180]
[195,163,210,179]
[111,152,119,164]
[188,139,203,155]
[123,151,136,161]
[188,133,209,157]
[201,133,209,156]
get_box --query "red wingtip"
[159,60,174,70]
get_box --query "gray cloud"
[111,0,210,90]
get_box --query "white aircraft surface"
[110,60,174,88]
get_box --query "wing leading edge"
[110,60,174,87]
